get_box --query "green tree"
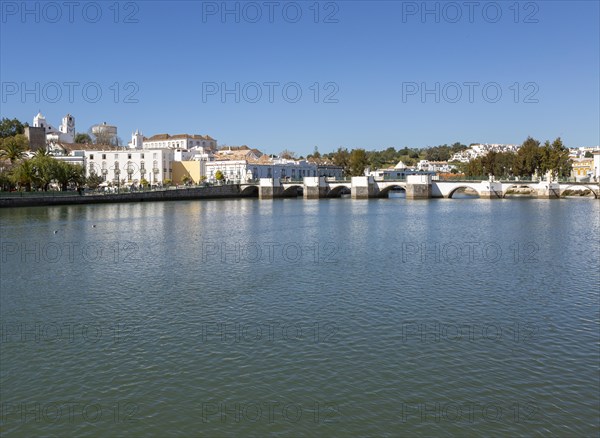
[514,137,542,178]
[86,171,104,190]
[51,161,85,191]
[349,148,369,176]
[0,118,25,138]
[11,159,37,191]
[31,155,57,191]
[215,170,224,181]
[74,133,92,144]
[0,134,29,163]
[332,147,350,175]
[541,137,571,179]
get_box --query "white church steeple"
[128,129,144,149]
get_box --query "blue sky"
[1,1,599,155]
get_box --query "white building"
[205,158,317,183]
[593,151,600,182]
[417,160,456,173]
[32,112,75,143]
[85,149,174,186]
[450,143,519,163]
[136,133,217,151]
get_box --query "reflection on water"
[1,199,598,437]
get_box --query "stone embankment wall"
[0,185,242,208]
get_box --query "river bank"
[0,185,244,208]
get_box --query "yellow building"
[172,161,205,184]
[571,158,594,180]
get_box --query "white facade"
[205,159,317,183]
[85,149,174,186]
[59,114,75,142]
[451,144,519,163]
[141,134,217,151]
[593,151,600,181]
[417,160,456,173]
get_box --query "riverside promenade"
[0,184,242,208]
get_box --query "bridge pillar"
[351,176,378,199]
[405,175,432,199]
[536,181,560,199]
[479,181,503,199]
[259,178,283,199]
[303,176,328,199]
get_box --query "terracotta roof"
[57,142,121,152]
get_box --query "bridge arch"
[240,185,259,197]
[378,185,406,198]
[561,184,598,198]
[281,185,303,197]
[447,186,481,199]
[503,184,536,198]
[326,185,351,198]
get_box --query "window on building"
[114,154,118,159]
[128,154,131,159]
[90,154,94,160]
[102,154,106,160]
[141,154,144,159]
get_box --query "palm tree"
[0,136,27,163]
[11,160,36,191]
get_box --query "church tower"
[33,112,47,130]
[59,114,75,143]
[129,129,144,149]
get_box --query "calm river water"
[1,198,599,437]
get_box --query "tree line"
[306,143,469,176]
[462,137,571,179]
[0,135,86,192]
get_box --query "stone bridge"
[240,176,600,199]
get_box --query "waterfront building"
[44,139,176,186]
[593,151,600,182]
[172,161,206,185]
[368,160,436,180]
[85,148,174,186]
[205,158,317,183]
[417,160,456,173]
[317,165,344,179]
[571,157,594,181]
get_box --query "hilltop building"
[129,131,217,151]
[32,112,75,143]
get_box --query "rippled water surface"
[1,198,599,437]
